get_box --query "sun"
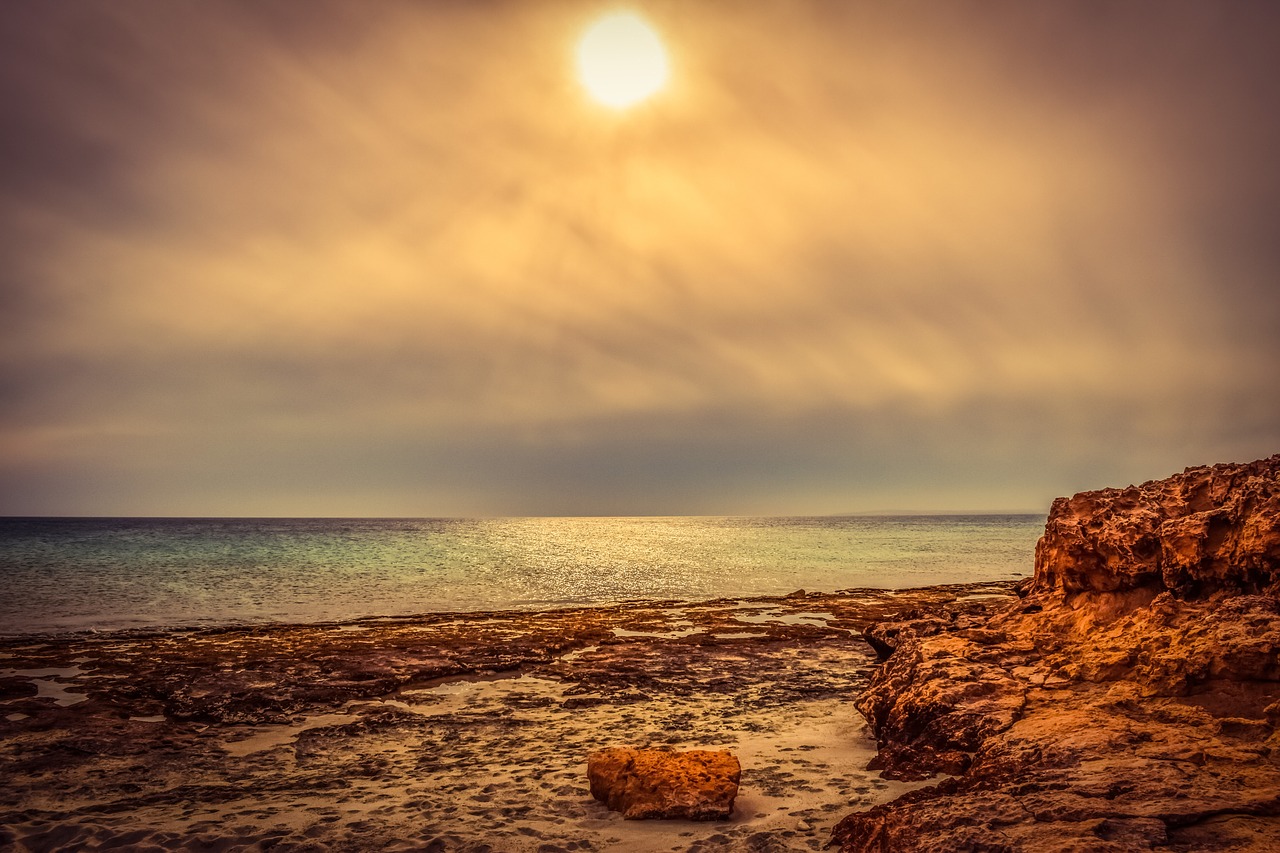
[576,11,669,109]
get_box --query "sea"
[0,515,1044,636]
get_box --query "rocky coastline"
[1,581,1006,851]
[3,454,1276,851]
[833,454,1280,852]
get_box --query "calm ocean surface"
[0,516,1043,635]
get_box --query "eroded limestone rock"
[1033,453,1280,602]
[835,454,1280,852]
[587,747,741,820]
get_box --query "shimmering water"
[0,516,1043,634]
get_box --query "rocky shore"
[1,581,1006,851]
[5,455,1275,851]
[833,454,1280,852]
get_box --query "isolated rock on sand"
[834,454,1280,852]
[587,747,741,820]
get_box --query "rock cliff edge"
[834,455,1280,852]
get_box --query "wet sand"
[0,583,1014,851]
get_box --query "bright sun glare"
[576,11,669,109]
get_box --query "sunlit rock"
[1032,453,1280,605]
[587,747,740,820]
[834,454,1280,852]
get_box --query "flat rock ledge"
[588,747,741,820]
[833,454,1280,852]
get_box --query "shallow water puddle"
[736,610,835,626]
[612,624,701,639]
[223,712,362,757]
[557,644,600,664]
[402,673,568,714]
[357,697,433,715]
[0,666,89,706]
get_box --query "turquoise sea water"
[0,516,1043,635]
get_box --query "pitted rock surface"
[588,747,741,820]
[1034,453,1280,603]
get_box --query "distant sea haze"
[0,516,1043,635]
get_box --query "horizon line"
[0,510,1046,521]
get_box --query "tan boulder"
[587,747,740,820]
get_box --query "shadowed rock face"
[835,455,1280,853]
[588,747,741,820]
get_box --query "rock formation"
[1035,453,1280,605]
[834,454,1280,852]
[587,747,741,820]
[0,582,1004,851]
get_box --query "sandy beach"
[0,583,1012,851]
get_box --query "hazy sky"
[2,0,1278,517]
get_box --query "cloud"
[1,0,1278,515]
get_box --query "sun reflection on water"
[0,516,1041,633]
